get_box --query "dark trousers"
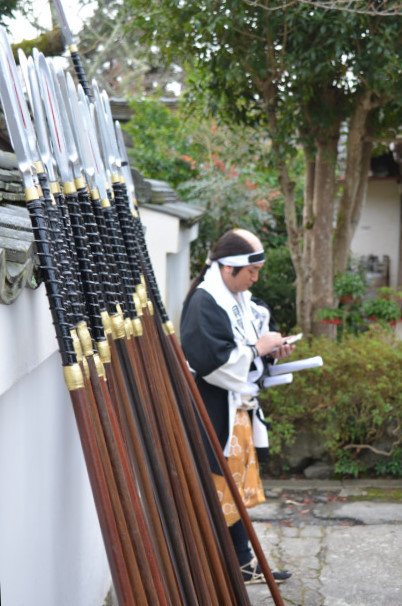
[229,519,253,566]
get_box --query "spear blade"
[48,57,82,181]
[92,79,117,177]
[0,45,35,188]
[0,27,40,171]
[51,0,74,47]
[17,48,33,111]
[34,51,72,185]
[115,119,136,205]
[64,71,96,188]
[76,83,109,200]
[23,53,57,183]
[50,0,93,100]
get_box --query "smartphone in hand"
[284,333,303,346]
[271,333,302,353]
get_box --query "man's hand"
[255,332,295,360]
[271,342,295,360]
[254,332,295,358]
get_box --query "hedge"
[259,328,402,477]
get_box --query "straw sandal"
[241,558,292,585]
[240,557,265,584]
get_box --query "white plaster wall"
[351,180,401,288]
[139,207,178,305]
[0,286,110,606]
[166,223,199,333]
[0,285,57,395]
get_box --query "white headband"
[216,250,265,267]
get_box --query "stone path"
[246,479,402,606]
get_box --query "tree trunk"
[259,70,342,337]
[334,92,376,275]
[310,134,340,337]
[259,74,309,333]
[297,155,315,335]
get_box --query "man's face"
[221,263,264,293]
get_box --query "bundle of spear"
[0,8,284,605]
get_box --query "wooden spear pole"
[91,82,254,605]
[60,63,202,604]
[100,326,184,606]
[128,316,228,605]
[37,6,285,602]
[132,218,286,606]
[135,306,241,605]
[0,42,140,604]
[13,38,184,605]
[77,323,174,606]
[86,78,236,604]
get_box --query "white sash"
[198,261,270,454]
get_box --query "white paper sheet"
[268,356,323,376]
[262,373,294,388]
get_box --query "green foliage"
[333,271,367,300]
[316,271,402,339]
[334,454,367,479]
[178,161,286,268]
[126,0,402,148]
[374,451,402,477]
[124,98,300,332]
[260,331,402,477]
[362,297,401,323]
[251,247,296,333]
[171,118,301,270]
[125,0,402,334]
[1,0,21,25]
[124,97,203,187]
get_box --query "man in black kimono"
[181,228,293,584]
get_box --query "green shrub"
[316,271,402,340]
[124,97,202,187]
[362,297,401,323]
[251,246,296,333]
[260,330,402,477]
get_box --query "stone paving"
[246,479,402,606]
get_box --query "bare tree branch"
[243,0,402,16]
[344,423,402,457]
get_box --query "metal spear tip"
[35,51,72,185]
[47,57,82,181]
[17,48,34,111]
[0,45,35,189]
[0,29,40,166]
[92,78,117,175]
[64,70,95,188]
[51,0,74,47]
[101,89,122,171]
[75,85,108,200]
[115,119,136,203]
[0,25,12,55]
[26,54,57,183]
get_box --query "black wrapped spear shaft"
[4,11,285,602]
[25,185,138,606]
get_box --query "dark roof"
[0,152,205,304]
[140,200,206,226]
[0,151,39,304]
[132,168,205,226]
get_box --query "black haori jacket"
[180,265,276,475]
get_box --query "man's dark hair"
[187,229,255,294]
